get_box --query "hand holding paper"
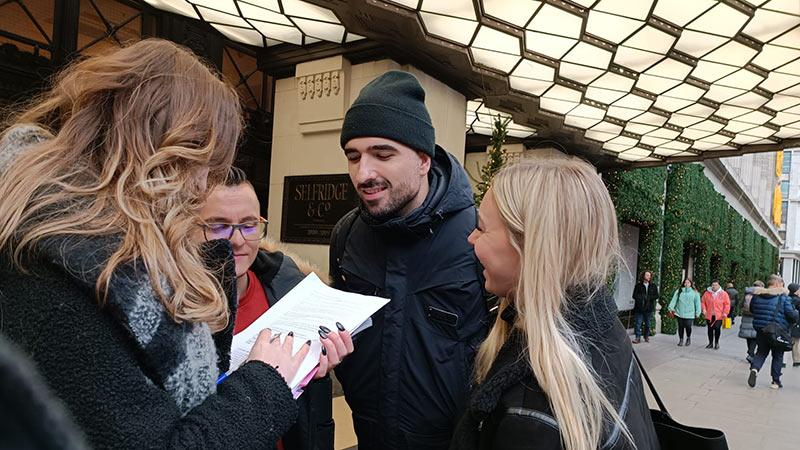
[245,328,311,385]
[229,273,389,397]
[316,325,354,379]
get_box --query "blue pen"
[217,373,228,385]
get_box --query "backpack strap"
[329,207,359,287]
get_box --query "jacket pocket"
[314,419,334,450]
[413,280,479,341]
[351,412,379,449]
[403,429,452,450]
[425,304,460,340]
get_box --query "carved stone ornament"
[322,72,331,97]
[298,77,307,100]
[297,71,342,101]
[331,71,340,95]
[313,74,322,98]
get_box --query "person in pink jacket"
[701,280,731,350]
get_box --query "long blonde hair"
[0,39,242,332]
[475,157,633,450]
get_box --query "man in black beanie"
[329,71,488,450]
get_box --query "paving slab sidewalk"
[634,324,800,450]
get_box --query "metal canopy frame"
[134,1,800,167]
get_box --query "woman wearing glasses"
[197,166,353,450]
[0,39,335,449]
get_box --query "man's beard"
[359,180,420,223]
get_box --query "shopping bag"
[722,317,731,329]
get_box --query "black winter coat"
[789,294,800,338]
[632,282,659,313]
[0,237,297,449]
[0,335,88,450]
[330,146,488,450]
[249,249,334,450]
[450,288,660,450]
[726,288,739,317]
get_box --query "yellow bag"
[723,317,732,329]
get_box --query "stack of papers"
[228,273,389,397]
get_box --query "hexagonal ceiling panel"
[146,0,800,167]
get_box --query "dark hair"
[641,271,652,280]
[681,278,694,289]
[711,279,720,284]
[224,166,250,187]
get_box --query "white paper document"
[229,272,388,395]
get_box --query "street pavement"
[335,324,800,449]
[634,324,800,450]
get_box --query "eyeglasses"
[200,218,268,242]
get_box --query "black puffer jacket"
[249,249,334,450]
[450,287,660,450]
[330,146,488,450]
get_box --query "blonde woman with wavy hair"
[451,157,659,450]
[0,39,311,449]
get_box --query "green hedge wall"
[604,167,667,332]
[604,163,779,335]
[604,167,667,281]
[658,164,779,334]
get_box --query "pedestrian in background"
[739,280,764,363]
[789,283,800,368]
[668,278,701,346]
[702,280,730,350]
[726,282,739,325]
[748,275,798,389]
[632,271,659,344]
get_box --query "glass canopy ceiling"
[145,0,800,165]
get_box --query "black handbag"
[633,351,728,450]
[762,298,793,352]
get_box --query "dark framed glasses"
[200,218,268,242]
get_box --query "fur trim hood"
[753,286,789,296]
[259,237,328,284]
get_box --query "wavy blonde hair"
[0,39,242,332]
[475,157,633,450]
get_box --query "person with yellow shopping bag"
[702,280,731,350]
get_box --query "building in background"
[780,148,800,284]
[1,0,794,279]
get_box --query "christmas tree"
[474,114,511,206]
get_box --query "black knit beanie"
[340,71,435,157]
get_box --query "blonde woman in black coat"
[450,158,659,450]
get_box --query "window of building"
[782,200,788,226]
[77,0,144,57]
[0,0,55,58]
[784,151,793,175]
[222,44,272,115]
[782,180,790,197]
